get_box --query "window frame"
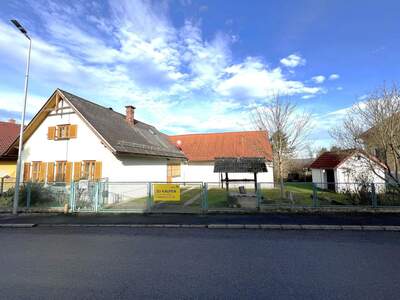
[31,161,41,182]
[168,163,181,178]
[55,124,70,140]
[82,160,96,180]
[55,161,67,182]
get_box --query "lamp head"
[11,19,30,39]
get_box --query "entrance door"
[326,169,335,191]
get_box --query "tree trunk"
[278,154,284,199]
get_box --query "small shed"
[310,150,386,192]
[214,157,268,191]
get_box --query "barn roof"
[169,131,273,162]
[213,157,268,173]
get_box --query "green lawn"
[103,196,147,210]
[261,182,373,206]
[261,183,312,206]
[207,188,229,208]
[180,187,202,203]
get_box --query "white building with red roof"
[310,150,386,192]
[168,131,274,185]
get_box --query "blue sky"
[1,0,399,151]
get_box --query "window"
[56,125,70,140]
[82,161,96,180]
[48,125,77,140]
[31,162,41,182]
[55,161,67,182]
[23,163,31,182]
[168,163,181,178]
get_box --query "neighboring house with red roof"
[310,149,386,192]
[0,119,20,178]
[168,131,274,185]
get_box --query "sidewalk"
[1,212,400,228]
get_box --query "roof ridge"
[58,89,125,117]
[58,88,154,128]
[169,130,267,137]
[0,121,19,125]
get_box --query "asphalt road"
[2,212,400,226]
[1,228,400,299]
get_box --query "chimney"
[125,105,136,126]
[8,119,16,124]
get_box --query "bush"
[5,183,65,207]
[227,194,241,208]
[342,185,371,205]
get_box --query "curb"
[206,224,400,231]
[1,223,398,231]
[0,224,36,228]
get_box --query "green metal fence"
[2,180,399,212]
[0,181,70,210]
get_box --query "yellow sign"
[153,184,181,202]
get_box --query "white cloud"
[311,75,325,84]
[0,0,329,134]
[329,73,340,80]
[302,94,316,99]
[280,54,306,68]
[216,57,321,100]
[0,90,47,118]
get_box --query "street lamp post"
[11,20,31,215]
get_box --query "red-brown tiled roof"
[0,121,20,156]
[309,150,357,169]
[310,149,387,170]
[168,131,273,161]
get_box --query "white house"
[4,89,187,199]
[310,150,386,193]
[4,89,275,205]
[168,131,274,187]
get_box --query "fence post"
[26,183,31,208]
[312,183,318,208]
[0,177,4,195]
[202,183,208,213]
[371,183,377,208]
[94,182,99,213]
[256,183,261,211]
[147,182,153,212]
[69,181,75,213]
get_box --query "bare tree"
[331,83,400,190]
[253,96,312,198]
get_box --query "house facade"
[168,131,274,186]
[5,89,186,185]
[310,150,386,192]
[0,120,20,178]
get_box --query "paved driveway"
[1,227,400,299]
